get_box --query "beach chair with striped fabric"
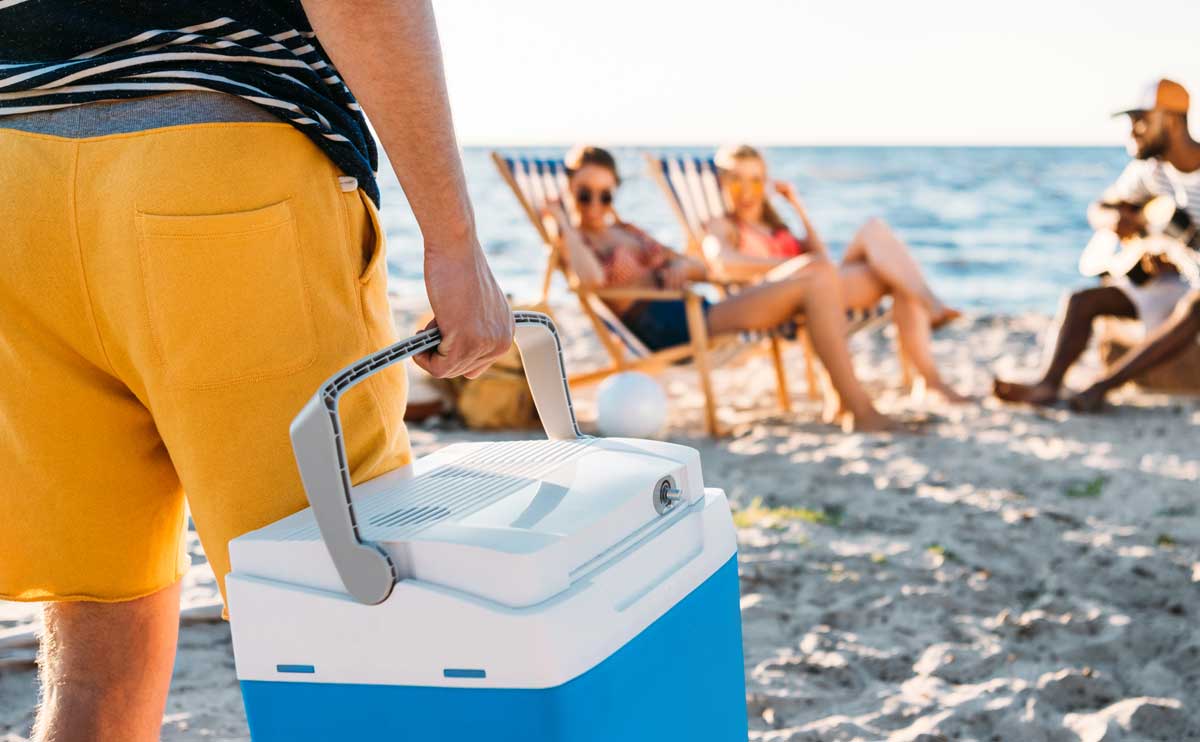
[644,153,895,399]
[492,151,797,436]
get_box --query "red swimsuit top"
[736,220,807,260]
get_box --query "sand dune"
[2,305,1198,741]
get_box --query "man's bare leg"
[1069,290,1200,412]
[33,581,180,742]
[994,286,1136,405]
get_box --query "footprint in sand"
[755,651,865,697]
[913,643,1006,684]
[1064,697,1192,742]
[1036,667,1122,712]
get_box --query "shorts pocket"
[137,199,317,389]
[347,188,387,285]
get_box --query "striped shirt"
[1105,157,1200,227]
[0,1,381,206]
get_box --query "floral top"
[583,222,673,288]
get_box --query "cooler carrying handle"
[289,311,582,605]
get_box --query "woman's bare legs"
[891,295,972,403]
[843,218,960,326]
[706,258,894,432]
[834,263,970,403]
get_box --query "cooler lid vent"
[281,439,595,542]
[368,505,451,529]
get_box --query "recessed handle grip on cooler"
[289,311,582,605]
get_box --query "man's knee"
[1062,288,1092,315]
[1062,285,1124,318]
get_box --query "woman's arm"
[544,203,607,289]
[300,0,511,379]
[657,252,708,289]
[773,182,829,258]
[622,225,706,289]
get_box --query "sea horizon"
[379,145,1132,314]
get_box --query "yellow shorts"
[0,122,410,609]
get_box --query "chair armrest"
[587,287,692,301]
[704,277,750,289]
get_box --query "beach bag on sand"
[423,301,549,431]
[447,337,541,430]
[224,312,749,741]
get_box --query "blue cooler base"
[240,555,747,741]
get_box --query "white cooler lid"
[231,437,705,608]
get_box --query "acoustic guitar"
[1079,195,1200,284]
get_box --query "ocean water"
[376,146,1129,314]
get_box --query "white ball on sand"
[595,372,668,438]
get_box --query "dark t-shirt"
[0,0,381,205]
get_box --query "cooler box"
[226,312,748,741]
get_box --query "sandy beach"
[2,300,1198,742]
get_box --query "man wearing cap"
[994,78,1200,410]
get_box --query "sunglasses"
[575,187,614,206]
[727,179,764,197]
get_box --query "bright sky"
[433,0,1200,146]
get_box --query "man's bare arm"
[301,0,512,378]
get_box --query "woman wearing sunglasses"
[543,145,896,432]
[704,144,968,403]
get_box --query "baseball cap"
[1113,78,1190,117]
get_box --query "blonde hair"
[714,143,789,234]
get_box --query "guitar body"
[1079,196,1199,284]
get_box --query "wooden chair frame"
[492,152,792,436]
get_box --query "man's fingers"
[416,350,505,380]
[412,350,455,378]
[411,313,513,380]
[461,345,508,379]
[457,337,511,379]
[416,341,492,379]
[413,344,479,379]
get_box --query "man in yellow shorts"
[0,2,513,740]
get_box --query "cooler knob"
[655,477,683,514]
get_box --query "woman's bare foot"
[1067,385,1107,413]
[931,306,963,330]
[927,383,975,405]
[910,376,974,405]
[993,378,1059,406]
[822,401,846,426]
[842,409,898,433]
